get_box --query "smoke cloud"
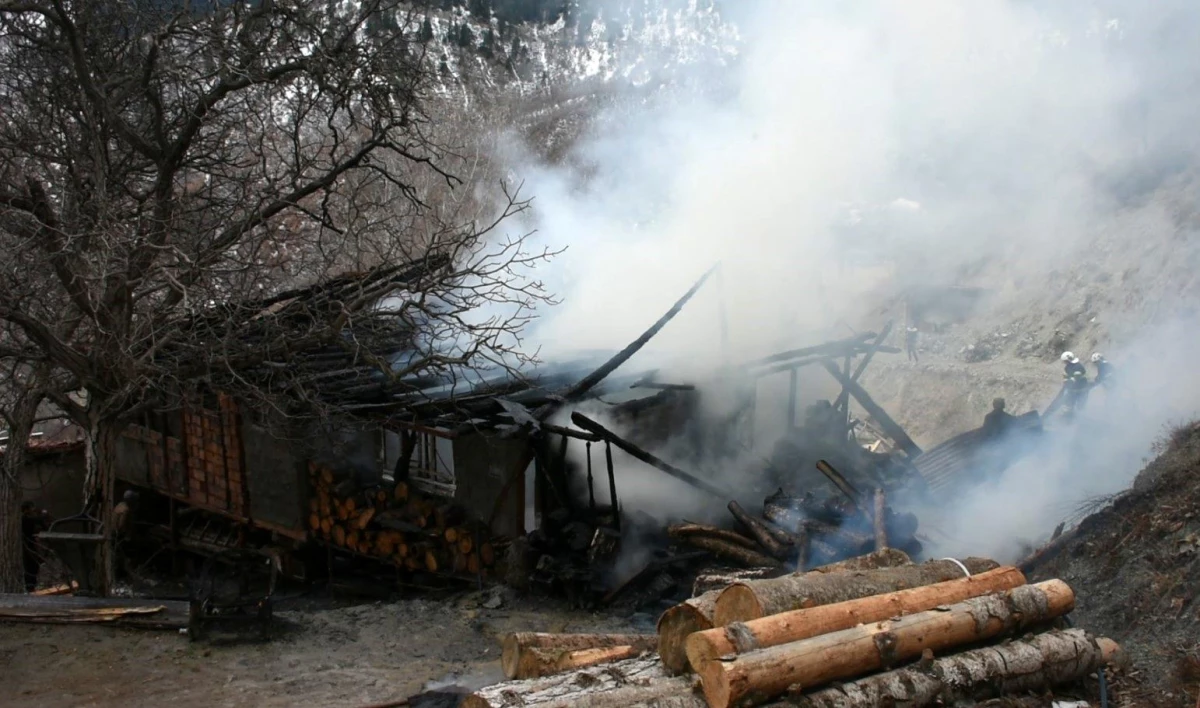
[499,1,1200,546]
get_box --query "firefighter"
[905,326,920,363]
[1091,352,1115,388]
[1060,351,1090,413]
[982,397,1016,439]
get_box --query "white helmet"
[1060,351,1076,363]
[1090,352,1103,363]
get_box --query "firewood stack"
[463,551,1122,707]
[306,462,498,577]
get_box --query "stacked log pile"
[306,462,497,577]
[464,552,1122,708]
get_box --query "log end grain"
[658,602,715,675]
[699,658,736,708]
[501,633,522,679]
[1096,636,1122,664]
[712,583,765,626]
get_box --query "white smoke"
[497,1,1200,541]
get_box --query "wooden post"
[604,441,619,532]
[585,441,596,516]
[873,488,888,550]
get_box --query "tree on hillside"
[0,0,555,593]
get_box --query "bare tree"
[0,0,556,593]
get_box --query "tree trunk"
[84,415,122,597]
[657,550,912,676]
[0,448,28,593]
[784,629,1120,707]
[700,580,1076,708]
[686,566,1026,671]
[501,632,659,679]
[1,393,41,593]
[713,556,997,625]
[463,656,705,708]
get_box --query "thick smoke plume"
[504,1,1200,546]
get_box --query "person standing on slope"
[1091,352,1115,389]
[905,326,920,363]
[1060,351,1090,414]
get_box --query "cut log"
[686,566,1026,671]
[425,548,443,573]
[467,552,480,575]
[463,656,704,708]
[393,481,408,502]
[873,488,887,550]
[784,629,1120,708]
[332,525,346,547]
[501,632,660,679]
[676,535,781,569]
[354,506,377,531]
[309,513,321,532]
[658,591,722,675]
[668,523,760,551]
[480,542,496,567]
[727,501,790,560]
[658,551,911,676]
[458,534,474,555]
[692,567,786,597]
[700,579,1076,708]
[713,556,997,625]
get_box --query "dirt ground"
[0,587,644,708]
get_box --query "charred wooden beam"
[550,265,718,411]
[727,501,791,560]
[535,422,601,442]
[571,412,733,499]
[834,321,894,414]
[815,459,866,511]
[746,333,876,368]
[631,382,696,391]
[819,360,922,457]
